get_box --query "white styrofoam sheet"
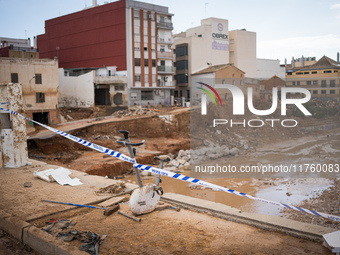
[34,167,83,186]
[323,230,340,253]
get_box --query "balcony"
[158,66,174,73]
[95,75,127,84]
[158,51,173,59]
[158,37,173,44]
[157,21,173,30]
[158,80,175,87]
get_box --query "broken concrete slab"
[98,196,126,208]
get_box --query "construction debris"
[118,210,141,222]
[112,105,159,117]
[34,167,83,186]
[95,182,126,195]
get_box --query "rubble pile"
[112,105,159,117]
[165,149,191,171]
[95,182,126,195]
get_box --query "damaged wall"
[0,83,28,168]
[58,69,95,108]
[59,68,129,108]
[0,58,60,125]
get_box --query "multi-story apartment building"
[173,18,230,100]
[286,55,340,98]
[0,57,60,125]
[37,0,174,106]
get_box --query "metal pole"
[125,138,143,188]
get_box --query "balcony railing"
[95,76,127,84]
[158,51,173,59]
[157,21,173,30]
[158,80,175,87]
[158,37,173,44]
[158,66,174,73]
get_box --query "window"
[297,81,300,86]
[135,75,141,82]
[144,59,148,67]
[296,72,303,75]
[222,80,225,84]
[230,39,234,44]
[324,70,332,73]
[313,90,318,94]
[240,80,243,86]
[114,85,124,91]
[313,80,318,85]
[35,73,42,84]
[292,81,296,86]
[152,59,156,67]
[141,91,153,100]
[321,90,326,94]
[36,93,45,103]
[160,45,165,52]
[330,90,335,94]
[232,80,235,85]
[304,72,309,74]
[160,60,165,66]
[11,73,18,83]
[306,81,311,85]
[176,60,188,70]
[131,92,137,100]
[312,71,317,74]
[144,47,147,51]
[135,58,141,66]
[175,74,188,84]
[321,80,326,87]
[330,80,335,87]
[175,45,188,57]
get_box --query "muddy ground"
[0,162,332,255]
[35,204,331,255]
[27,105,340,231]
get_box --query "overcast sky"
[1,0,339,64]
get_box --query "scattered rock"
[229,147,240,156]
[24,182,32,188]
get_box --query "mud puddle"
[126,173,333,217]
[125,131,339,218]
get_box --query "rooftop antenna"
[205,2,208,17]
[25,29,27,38]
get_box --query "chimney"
[284,58,287,67]
[301,55,304,67]
[92,0,97,7]
[291,57,295,68]
[33,36,37,48]
[337,52,339,63]
[27,37,31,47]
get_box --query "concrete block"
[23,225,88,255]
[54,242,88,255]
[23,226,56,255]
[0,216,30,242]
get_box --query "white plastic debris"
[323,230,340,254]
[34,167,83,186]
[129,184,160,215]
